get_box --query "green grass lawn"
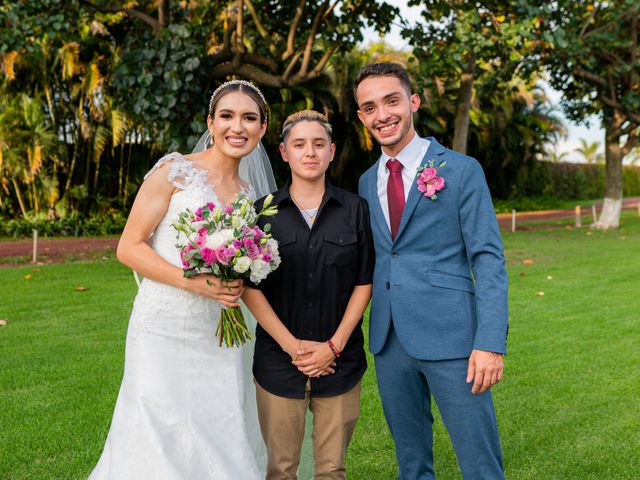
[1,214,639,479]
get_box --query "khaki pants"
[255,380,361,480]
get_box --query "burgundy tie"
[386,159,405,240]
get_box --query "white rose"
[233,256,252,274]
[205,228,235,250]
[249,259,271,284]
[266,238,279,253]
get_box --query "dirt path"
[0,237,118,262]
[496,196,640,229]
[1,197,638,264]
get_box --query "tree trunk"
[11,178,28,218]
[452,52,476,155]
[593,113,624,229]
[31,182,40,214]
[158,0,168,29]
[118,141,125,200]
[123,135,134,206]
[64,124,81,193]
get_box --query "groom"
[355,62,508,479]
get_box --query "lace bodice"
[135,152,254,311]
[144,152,255,267]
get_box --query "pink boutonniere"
[417,160,446,200]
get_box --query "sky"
[361,1,605,163]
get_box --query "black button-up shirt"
[250,179,375,398]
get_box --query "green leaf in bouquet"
[183,268,198,277]
[263,223,271,233]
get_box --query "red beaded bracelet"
[327,339,340,358]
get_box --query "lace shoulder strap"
[144,152,206,190]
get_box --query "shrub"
[0,212,126,238]
[489,162,640,201]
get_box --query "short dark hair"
[281,109,332,143]
[353,62,413,102]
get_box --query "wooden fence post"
[511,209,516,232]
[32,229,38,264]
[592,204,598,223]
[575,206,582,228]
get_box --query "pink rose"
[195,227,208,247]
[224,204,234,215]
[215,246,232,265]
[194,207,204,221]
[180,248,191,269]
[200,247,217,266]
[252,227,264,240]
[233,240,242,249]
[207,202,216,210]
[418,172,445,198]
[244,239,260,259]
[418,167,437,183]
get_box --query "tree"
[76,0,399,152]
[574,139,604,164]
[403,1,544,154]
[0,0,123,215]
[540,1,640,228]
[547,150,570,163]
[0,94,59,218]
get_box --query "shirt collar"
[379,132,426,168]
[272,177,343,207]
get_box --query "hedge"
[494,162,640,200]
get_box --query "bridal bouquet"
[172,194,280,347]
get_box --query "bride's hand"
[293,340,336,377]
[181,275,244,308]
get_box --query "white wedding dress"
[89,153,265,480]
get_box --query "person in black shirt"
[242,110,375,479]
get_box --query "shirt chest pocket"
[275,232,297,259]
[323,231,357,267]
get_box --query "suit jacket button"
[385,282,390,289]
[391,251,399,258]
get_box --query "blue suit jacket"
[358,138,508,360]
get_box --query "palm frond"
[28,145,43,178]
[59,42,81,80]
[111,110,127,148]
[1,51,19,81]
[93,125,111,164]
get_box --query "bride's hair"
[208,80,268,124]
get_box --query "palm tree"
[0,93,59,217]
[547,150,570,163]
[574,139,604,164]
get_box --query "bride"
[88,80,274,479]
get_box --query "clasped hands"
[289,340,337,378]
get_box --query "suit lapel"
[394,138,446,242]
[365,166,393,245]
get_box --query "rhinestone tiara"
[208,80,268,117]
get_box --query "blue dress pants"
[375,324,504,480]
